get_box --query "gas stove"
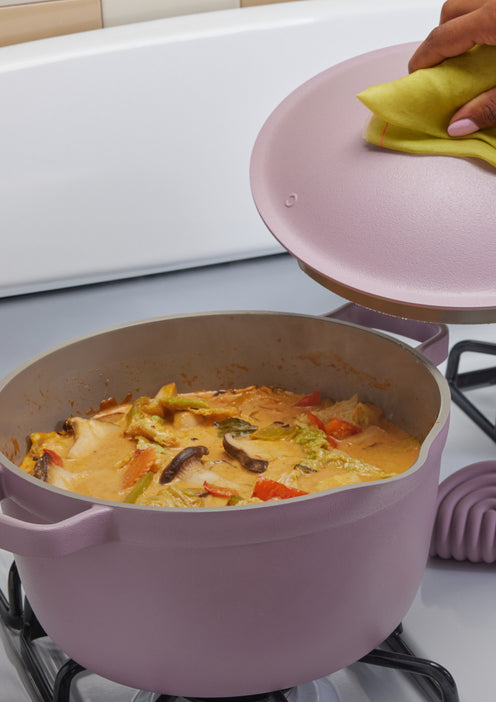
[0,254,494,702]
[0,568,460,702]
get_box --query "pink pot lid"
[250,43,496,323]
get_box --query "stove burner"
[446,340,496,441]
[0,562,459,702]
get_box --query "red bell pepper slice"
[306,412,337,448]
[325,417,361,440]
[306,411,325,431]
[203,481,238,498]
[252,477,308,501]
[294,391,321,407]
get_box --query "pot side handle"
[0,468,114,558]
[325,303,449,366]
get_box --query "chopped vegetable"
[293,425,337,465]
[136,437,168,454]
[122,447,158,489]
[124,471,154,503]
[203,481,238,498]
[125,399,177,447]
[139,485,203,508]
[306,411,326,431]
[215,417,258,437]
[252,477,308,501]
[149,384,209,413]
[294,463,317,473]
[306,412,337,448]
[325,417,362,440]
[295,391,321,406]
[126,396,151,422]
[153,382,177,405]
[161,396,210,411]
[251,424,297,440]
[351,402,383,429]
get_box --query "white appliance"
[0,2,494,701]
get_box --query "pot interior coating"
[0,312,444,472]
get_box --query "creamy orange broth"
[19,384,420,507]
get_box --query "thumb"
[448,86,496,136]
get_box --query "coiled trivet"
[430,460,496,563]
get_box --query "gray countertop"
[0,254,343,379]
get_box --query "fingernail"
[447,118,479,137]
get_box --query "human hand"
[409,0,496,135]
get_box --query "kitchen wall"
[0,0,308,46]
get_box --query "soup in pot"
[19,383,420,507]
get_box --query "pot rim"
[0,309,451,514]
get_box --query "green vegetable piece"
[126,397,151,424]
[294,463,317,473]
[294,425,332,459]
[125,402,176,447]
[294,425,387,476]
[136,437,168,454]
[124,471,154,504]
[215,417,258,437]
[139,485,203,508]
[161,396,209,410]
[251,424,297,441]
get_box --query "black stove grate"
[173,695,289,702]
[446,340,496,441]
[0,562,459,702]
[359,628,459,702]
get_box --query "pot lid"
[250,43,496,323]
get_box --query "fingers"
[447,86,496,134]
[409,11,481,71]
[408,1,496,72]
[439,0,487,24]
[407,0,496,137]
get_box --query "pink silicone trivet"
[430,461,496,563]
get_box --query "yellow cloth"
[357,44,496,168]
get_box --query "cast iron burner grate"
[0,562,459,702]
[446,340,496,441]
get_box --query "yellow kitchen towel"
[357,44,496,168]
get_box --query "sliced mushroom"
[222,433,268,474]
[33,452,50,481]
[31,450,73,489]
[159,445,209,484]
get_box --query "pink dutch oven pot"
[0,307,450,697]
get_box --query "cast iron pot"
[0,306,450,697]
